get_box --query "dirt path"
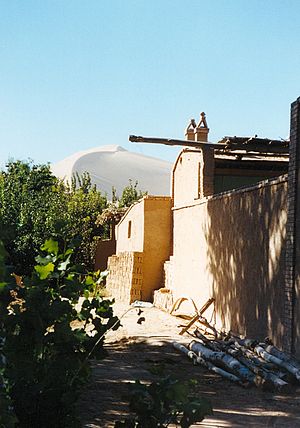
[79,304,300,427]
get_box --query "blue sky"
[1,0,300,167]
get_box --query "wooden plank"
[179,297,215,335]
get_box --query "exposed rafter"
[129,134,290,156]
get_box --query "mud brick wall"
[106,251,143,304]
[285,97,300,355]
[172,174,288,346]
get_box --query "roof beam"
[129,135,289,155]
[129,135,224,149]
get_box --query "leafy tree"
[64,172,109,269]
[0,161,61,273]
[0,161,146,275]
[119,179,146,208]
[96,180,147,232]
[0,161,108,274]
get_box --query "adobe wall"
[172,149,202,205]
[143,196,173,301]
[172,175,288,346]
[116,201,145,253]
[172,148,214,206]
[110,196,172,302]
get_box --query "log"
[196,316,218,337]
[194,330,221,352]
[189,340,256,384]
[173,342,242,384]
[174,340,291,392]
[233,341,276,370]
[225,346,290,392]
[229,337,258,349]
[173,342,198,364]
[263,344,300,371]
[200,337,292,392]
[254,345,300,382]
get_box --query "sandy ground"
[78,303,300,427]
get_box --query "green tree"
[119,179,147,208]
[0,161,64,274]
[65,172,109,269]
[96,180,147,232]
[0,161,108,275]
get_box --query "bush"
[0,239,119,427]
[115,376,212,428]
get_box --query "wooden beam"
[179,297,215,335]
[129,135,289,155]
[129,135,222,149]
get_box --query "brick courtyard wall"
[172,174,288,346]
[285,97,300,355]
[106,252,143,303]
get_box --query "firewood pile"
[173,329,300,393]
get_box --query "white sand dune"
[51,145,172,197]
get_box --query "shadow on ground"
[78,338,300,428]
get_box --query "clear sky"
[1,0,300,167]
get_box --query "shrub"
[115,376,212,428]
[0,239,119,427]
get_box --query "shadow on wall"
[95,238,116,272]
[205,177,287,346]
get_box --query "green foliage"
[0,161,61,274]
[0,239,119,428]
[0,242,18,428]
[118,179,147,209]
[115,376,212,428]
[0,161,108,274]
[64,172,108,269]
[0,162,147,275]
[97,180,147,229]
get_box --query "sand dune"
[51,145,172,198]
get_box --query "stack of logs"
[174,330,300,392]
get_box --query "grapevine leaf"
[34,262,55,279]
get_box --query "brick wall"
[284,97,300,354]
[106,251,143,303]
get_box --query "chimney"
[185,118,197,141]
[195,112,209,142]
